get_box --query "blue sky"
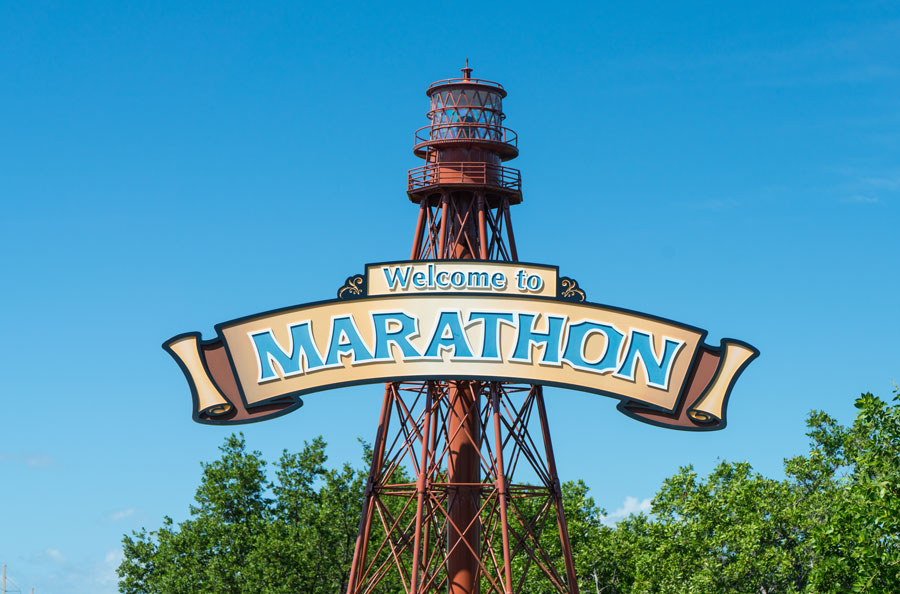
[2,1,899,592]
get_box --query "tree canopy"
[119,389,900,593]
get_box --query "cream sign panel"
[165,261,757,430]
[227,295,699,406]
[366,261,558,297]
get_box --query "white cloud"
[26,548,123,594]
[99,550,124,586]
[0,452,59,468]
[29,548,68,564]
[601,496,652,526]
[861,176,900,190]
[46,548,67,563]
[108,508,137,521]
[850,195,880,204]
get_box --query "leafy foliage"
[119,435,367,594]
[577,389,900,594]
[119,389,900,593]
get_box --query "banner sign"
[165,261,757,430]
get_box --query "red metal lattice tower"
[345,64,579,594]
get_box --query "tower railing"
[427,77,506,95]
[414,123,518,147]
[408,162,521,192]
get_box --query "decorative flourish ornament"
[559,277,586,302]
[337,275,365,299]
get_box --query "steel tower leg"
[410,385,435,593]
[537,387,580,594]
[446,381,481,594]
[490,383,514,594]
[346,384,394,594]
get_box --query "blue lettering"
[511,313,566,364]
[382,266,411,290]
[615,331,683,388]
[561,321,623,373]
[467,271,489,288]
[372,312,421,359]
[424,311,474,358]
[325,316,375,366]
[468,311,514,359]
[516,269,527,290]
[251,322,324,382]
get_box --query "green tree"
[118,434,368,594]
[119,388,900,594]
[498,479,613,594]
[630,462,815,594]
[618,388,900,594]
[798,391,900,592]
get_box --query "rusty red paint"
[345,66,578,594]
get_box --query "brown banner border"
[163,261,759,431]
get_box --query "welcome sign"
[165,261,757,430]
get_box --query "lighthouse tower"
[345,65,579,594]
[406,60,521,262]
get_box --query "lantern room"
[408,62,522,204]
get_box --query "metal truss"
[345,381,578,594]
[347,68,576,594]
[409,194,519,262]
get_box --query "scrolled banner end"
[619,339,759,431]
[163,333,303,425]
